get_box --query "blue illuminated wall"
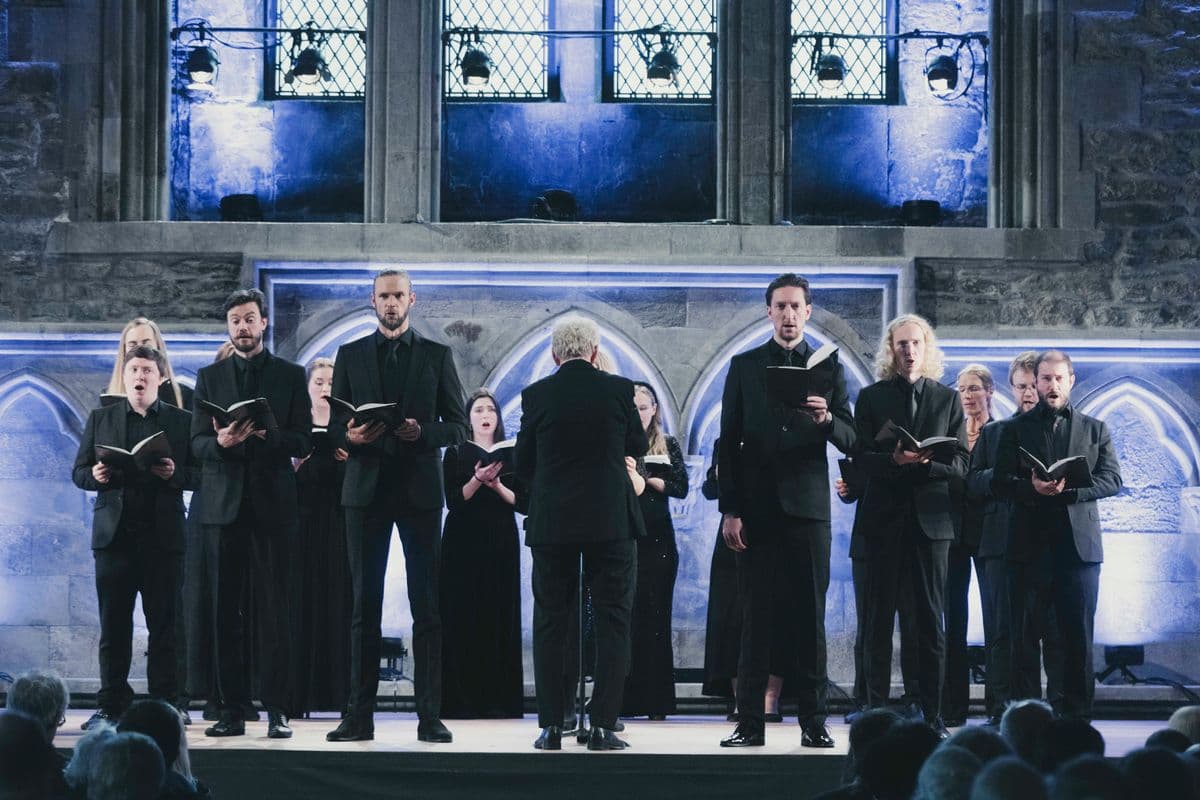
[791,0,990,225]
[169,1,364,221]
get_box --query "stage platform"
[55,711,1169,800]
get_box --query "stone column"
[716,0,790,224]
[364,0,442,223]
[97,0,169,221]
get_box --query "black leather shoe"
[982,714,1002,728]
[927,717,951,740]
[720,723,765,747]
[800,721,835,748]
[267,711,293,739]
[173,704,192,726]
[587,727,629,750]
[417,718,453,743]
[534,726,562,750]
[764,712,784,723]
[204,717,245,737]
[326,716,374,742]
[81,710,115,731]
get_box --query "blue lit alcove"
[170,1,365,221]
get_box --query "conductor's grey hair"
[551,319,599,362]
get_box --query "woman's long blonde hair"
[108,317,182,406]
[873,313,946,381]
[634,383,667,456]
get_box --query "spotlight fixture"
[185,45,220,84]
[647,46,679,87]
[925,54,958,93]
[461,46,492,86]
[815,51,846,90]
[288,45,331,85]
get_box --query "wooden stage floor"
[56,710,1174,800]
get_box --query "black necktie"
[382,341,402,401]
[905,383,918,428]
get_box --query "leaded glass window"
[444,0,550,100]
[609,0,716,100]
[270,0,367,98]
[792,0,892,102]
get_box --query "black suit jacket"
[851,376,968,550]
[189,349,311,527]
[717,340,856,529]
[329,329,468,510]
[993,403,1122,564]
[967,417,1012,560]
[71,401,193,551]
[515,359,649,546]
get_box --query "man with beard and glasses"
[994,350,1121,719]
[191,288,311,739]
[325,269,468,744]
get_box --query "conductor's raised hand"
[722,514,747,552]
[215,418,256,448]
[347,418,386,445]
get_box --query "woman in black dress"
[621,382,688,719]
[439,388,525,718]
[288,357,352,714]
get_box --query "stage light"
[926,53,959,95]
[1096,644,1145,684]
[186,45,219,84]
[287,46,331,85]
[461,46,492,86]
[815,51,846,90]
[647,47,679,87]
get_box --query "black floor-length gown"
[288,426,352,714]
[621,435,689,716]
[439,444,525,718]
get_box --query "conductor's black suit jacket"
[851,376,968,555]
[717,339,856,531]
[72,401,194,551]
[328,330,468,510]
[515,359,649,546]
[992,403,1122,564]
[189,350,311,528]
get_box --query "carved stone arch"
[679,314,875,457]
[484,309,676,437]
[0,369,87,439]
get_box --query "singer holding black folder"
[852,314,966,738]
[993,349,1122,718]
[718,273,855,749]
[191,288,312,739]
[72,345,192,731]
[325,269,468,744]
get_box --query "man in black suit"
[72,346,192,730]
[515,319,648,751]
[325,269,468,744]
[191,288,312,738]
[994,350,1122,719]
[717,274,856,748]
[853,314,967,737]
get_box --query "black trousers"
[208,501,293,719]
[1009,527,1096,717]
[977,556,1012,717]
[861,522,950,722]
[345,498,442,720]
[852,558,922,707]
[94,543,181,714]
[531,538,636,730]
[942,542,984,721]
[736,517,831,729]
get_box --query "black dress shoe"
[417,718,453,743]
[173,703,192,726]
[720,723,765,747]
[800,721,835,748]
[534,726,562,750]
[587,727,629,750]
[81,710,115,731]
[764,712,784,724]
[927,717,951,740]
[268,711,293,739]
[982,714,1003,728]
[326,716,374,742]
[204,718,246,737]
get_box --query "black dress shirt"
[1040,401,1074,462]
[232,349,269,398]
[375,327,414,404]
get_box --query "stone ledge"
[46,222,1100,264]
